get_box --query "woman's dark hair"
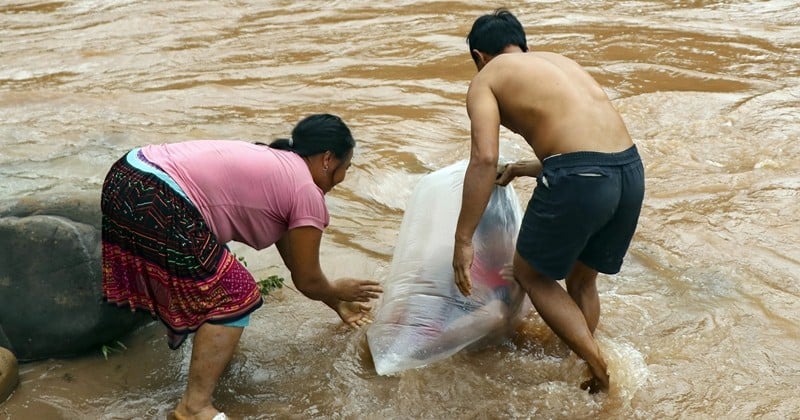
[467,9,529,65]
[267,113,355,159]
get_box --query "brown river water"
[2,1,799,419]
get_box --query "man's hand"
[334,300,374,328]
[496,160,543,186]
[333,278,383,302]
[495,162,515,186]
[453,240,475,296]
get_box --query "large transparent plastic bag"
[367,160,530,376]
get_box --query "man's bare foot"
[581,377,608,394]
[578,350,610,394]
[580,372,610,394]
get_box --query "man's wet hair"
[467,9,529,65]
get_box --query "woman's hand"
[333,300,374,328]
[333,278,383,302]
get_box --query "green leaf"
[257,274,285,296]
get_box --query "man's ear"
[471,49,481,64]
[471,49,492,67]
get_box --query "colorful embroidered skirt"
[101,150,262,349]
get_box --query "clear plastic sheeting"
[367,160,530,376]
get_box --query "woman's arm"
[275,235,294,272]
[277,226,382,312]
[278,226,335,305]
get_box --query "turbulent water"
[2,1,799,419]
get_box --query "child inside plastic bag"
[365,160,530,376]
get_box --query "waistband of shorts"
[542,144,640,168]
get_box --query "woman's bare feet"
[172,402,224,420]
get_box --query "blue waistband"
[126,148,189,200]
[542,145,640,168]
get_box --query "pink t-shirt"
[141,140,328,250]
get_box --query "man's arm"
[453,76,501,296]
[496,159,543,186]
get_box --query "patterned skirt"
[101,150,262,349]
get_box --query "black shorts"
[516,145,645,280]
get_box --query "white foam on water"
[597,335,650,409]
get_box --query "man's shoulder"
[485,51,558,72]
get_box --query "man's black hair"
[467,9,529,65]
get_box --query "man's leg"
[174,323,243,420]
[513,252,609,393]
[565,261,600,334]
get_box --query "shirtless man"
[452,9,645,393]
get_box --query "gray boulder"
[0,193,151,362]
[0,346,18,403]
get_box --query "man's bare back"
[455,9,645,394]
[467,50,633,161]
